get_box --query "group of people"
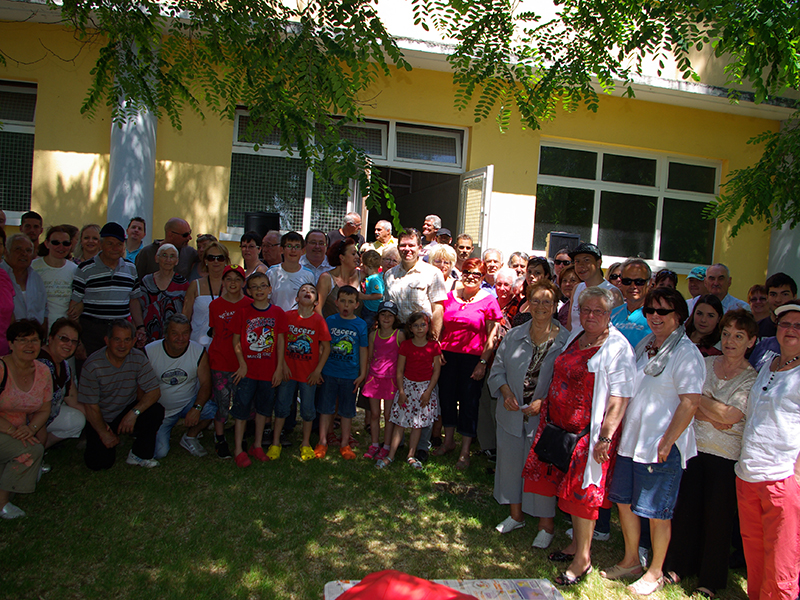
[0,208,797,600]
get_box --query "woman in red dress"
[522,286,636,586]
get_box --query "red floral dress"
[522,340,617,520]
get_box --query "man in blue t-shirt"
[611,258,652,350]
[316,285,368,461]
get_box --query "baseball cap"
[222,265,246,280]
[437,228,452,238]
[687,266,707,281]
[99,222,126,242]
[569,242,601,261]
[377,300,399,316]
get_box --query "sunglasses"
[621,278,648,286]
[643,307,676,316]
[205,255,226,262]
[553,259,571,266]
[172,231,191,238]
[48,240,71,247]
[56,334,79,345]
[608,273,621,281]
[462,271,483,279]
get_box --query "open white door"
[457,166,494,256]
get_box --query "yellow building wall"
[1,22,777,298]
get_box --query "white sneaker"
[566,527,611,541]
[495,516,526,534]
[126,450,160,468]
[180,434,208,457]
[531,529,555,548]
[0,502,26,519]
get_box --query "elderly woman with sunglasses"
[734,301,800,600]
[36,318,86,450]
[602,287,705,596]
[510,257,554,328]
[183,242,230,348]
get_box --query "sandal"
[695,587,716,599]
[407,457,423,470]
[600,563,643,580]
[554,565,592,586]
[627,576,665,596]
[376,457,394,469]
[455,457,470,470]
[432,444,456,456]
[663,571,681,586]
[548,551,574,562]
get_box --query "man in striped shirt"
[68,222,144,356]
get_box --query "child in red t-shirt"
[207,265,252,459]
[230,272,288,468]
[276,283,331,461]
[377,311,442,470]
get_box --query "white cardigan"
[561,325,637,488]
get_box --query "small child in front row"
[230,272,287,468]
[377,310,442,470]
[317,285,368,460]
[359,250,385,330]
[361,300,404,460]
[279,283,331,461]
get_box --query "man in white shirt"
[267,232,315,311]
[566,242,623,332]
[1,234,48,325]
[299,230,333,281]
[688,263,750,314]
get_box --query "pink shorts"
[362,375,396,401]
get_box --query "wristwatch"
[192,404,202,411]
[133,409,141,416]
[479,359,487,365]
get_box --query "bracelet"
[31,423,38,431]
[598,436,612,444]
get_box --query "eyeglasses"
[172,231,191,238]
[777,321,800,331]
[462,271,483,279]
[608,274,621,281]
[158,254,179,261]
[530,299,554,307]
[621,278,648,286]
[643,307,676,316]
[262,242,279,249]
[48,240,71,247]
[15,337,41,346]
[206,255,226,262]
[579,308,609,318]
[249,284,270,292]
[56,335,79,345]
[553,259,571,266]
[283,244,302,251]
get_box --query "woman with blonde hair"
[183,241,230,348]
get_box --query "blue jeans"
[317,376,357,418]
[276,380,318,422]
[155,399,218,459]
[231,377,277,420]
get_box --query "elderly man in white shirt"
[1,233,48,325]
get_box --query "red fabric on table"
[337,570,477,600]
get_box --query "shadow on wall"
[155,161,231,238]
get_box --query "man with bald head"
[364,220,397,254]
[261,230,282,268]
[327,211,365,250]
[135,218,198,280]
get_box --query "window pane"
[228,154,306,230]
[310,178,349,234]
[668,162,716,193]
[539,147,597,180]
[659,198,715,264]
[598,191,657,258]
[602,154,656,186]
[236,115,281,146]
[533,185,594,250]
[339,126,383,156]
[396,130,458,164]
[0,131,34,212]
[0,89,36,123]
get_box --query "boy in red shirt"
[207,265,252,458]
[230,272,287,467]
[276,283,331,461]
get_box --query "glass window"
[539,146,597,180]
[236,115,282,147]
[533,185,594,250]
[667,162,717,193]
[598,191,657,258]
[659,198,715,264]
[396,130,458,165]
[0,82,36,213]
[310,178,349,234]
[602,154,657,186]
[0,88,36,123]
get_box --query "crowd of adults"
[0,208,797,600]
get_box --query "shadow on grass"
[0,433,749,600]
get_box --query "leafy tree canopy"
[412,0,800,235]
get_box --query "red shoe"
[235,452,251,468]
[314,444,328,459]
[248,446,268,462]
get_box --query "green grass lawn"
[1,427,749,600]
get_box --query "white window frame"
[0,81,37,226]
[534,139,720,273]
[223,111,467,238]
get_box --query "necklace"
[762,354,800,391]
[579,331,607,350]
[716,356,747,381]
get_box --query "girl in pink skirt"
[377,311,442,470]
[361,301,404,459]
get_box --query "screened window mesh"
[228,154,306,230]
[0,89,36,123]
[397,130,457,164]
[0,131,34,212]
[236,115,282,146]
[338,126,383,156]
[311,178,348,233]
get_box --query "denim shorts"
[230,377,276,420]
[317,376,357,419]
[609,445,684,520]
[276,380,317,422]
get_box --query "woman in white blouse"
[735,301,800,600]
[601,287,705,596]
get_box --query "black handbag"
[534,421,590,473]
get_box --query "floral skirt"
[389,377,438,429]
